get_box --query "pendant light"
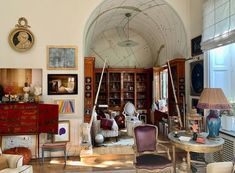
[118,13,138,47]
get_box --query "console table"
[168,131,224,173]
[0,103,59,157]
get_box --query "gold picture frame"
[53,120,70,143]
[47,45,78,70]
[8,17,34,52]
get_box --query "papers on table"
[179,136,191,142]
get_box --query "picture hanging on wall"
[47,45,78,70]
[190,60,203,96]
[47,74,78,95]
[191,35,203,57]
[54,98,75,115]
[8,17,35,52]
[53,120,70,142]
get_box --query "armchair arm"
[206,162,233,173]
[135,111,140,119]
[111,119,118,131]
[3,154,23,168]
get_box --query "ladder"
[167,60,183,131]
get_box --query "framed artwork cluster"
[46,45,78,143]
[46,45,78,117]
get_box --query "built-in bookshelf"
[94,68,152,122]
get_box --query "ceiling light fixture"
[118,13,138,47]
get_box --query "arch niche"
[83,0,188,68]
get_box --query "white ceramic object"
[95,133,104,144]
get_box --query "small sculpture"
[34,85,42,102]
[23,86,30,102]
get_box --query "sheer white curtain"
[202,0,235,50]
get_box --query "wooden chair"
[133,124,173,173]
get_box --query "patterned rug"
[65,169,135,173]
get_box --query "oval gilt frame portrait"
[8,28,34,52]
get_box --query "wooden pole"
[167,60,183,128]
[89,59,106,128]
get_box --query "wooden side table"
[41,143,67,166]
[168,131,224,173]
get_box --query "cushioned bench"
[41,142,67,166]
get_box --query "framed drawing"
[53,120,70,143]
[54,98,75,115]
[8,17,34,52]
[47,45,78,70]
[191,35,203,57]
[48,74,78,95]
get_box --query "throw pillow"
[0,156,8,170]
[101,118,113,130]
[96,109,106,120]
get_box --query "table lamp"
[197,88,231,138]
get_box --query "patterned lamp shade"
[197,88,231,138]
[197,88,231,110]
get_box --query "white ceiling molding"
[84,0,187,68]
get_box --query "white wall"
[0,0,203,156]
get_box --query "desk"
[41,143,67,166]
[168,131,224,173]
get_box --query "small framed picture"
[47,45,78,70]
[8,17,34,52]
[53,120,70,143]
[47,74,78,95]
[85,77,91,83]
[85,92,91,98]
[54,99,75,115]
[85,84,91,91]
[191,35,203,57]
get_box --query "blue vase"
[206,110,221,138]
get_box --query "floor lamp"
[197,88,231,138]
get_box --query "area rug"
[101,136,134,147]
[65,169,135,173]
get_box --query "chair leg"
[116,137,118,142]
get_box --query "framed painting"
[53,120,70,143]
[8,17,34,52]
[47,45,78,70]
[191,35,203,57]
[190,60,203,96]
[47,74,78,95]
[54,98,75,115]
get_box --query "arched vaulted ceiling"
[84,0,188,68]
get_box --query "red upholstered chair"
[133,124,173,173]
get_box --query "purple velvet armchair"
[133,124,173,173]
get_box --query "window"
[208,43,235,101]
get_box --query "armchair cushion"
[0,156,8,170]
[206,162,233,173]
[136,154,172,170]
[101,118,113,130]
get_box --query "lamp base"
[206,110,221,139]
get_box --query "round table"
[168,131,224,173]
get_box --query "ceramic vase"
[206,110,221,138]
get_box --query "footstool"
[3,147,32,165]
[41,142,67,166]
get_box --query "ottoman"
[3,147,32,165]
